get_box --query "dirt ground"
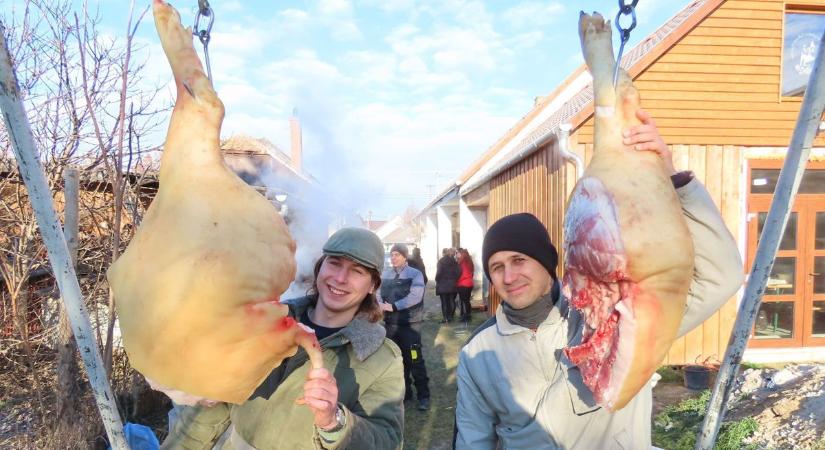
[651,363,825,449]
[725,364,825,449]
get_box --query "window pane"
[800,170,825,194]
[815,257,825,294]
[754,302,795,339]
[783,13,825,96]
[765,257,796,295]
[751,169,780,194]
[758,212,797,250]
[751,169,825,194]
[814,302,825,338]
[817,212,825,250]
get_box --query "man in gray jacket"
[454,121,743,449]
[377,243,431,411]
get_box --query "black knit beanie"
[390,243,409,260]
[482,213,558,281]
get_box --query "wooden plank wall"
[660,144,744,365]
[487,145,565,313]
[576,0,825,148]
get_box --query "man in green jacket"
[162,228,405,449]
[454,113,744,449]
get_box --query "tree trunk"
[56,306,80,426]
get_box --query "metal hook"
[613,0,638,87]
[193,4,214,82]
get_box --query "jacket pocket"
[494,419,558,449]
[611,429,631,450]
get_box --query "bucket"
[683,365,711,390]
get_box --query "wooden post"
[0,23,128,449]
[695,29,825,450]
[57,168,81,428]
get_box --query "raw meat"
[107,0,322,404]
[561,12,695,411]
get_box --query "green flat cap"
[323,227,384,272]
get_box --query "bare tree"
[72,0,153,378]
[0,0,165,445]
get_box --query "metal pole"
[695,30,825,450]
[0,24,129,450]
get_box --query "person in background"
[162,228,405,450]
[376,243,431,411]
[456,248,475,325]
[435,248,460,323]
[408,247,428,285]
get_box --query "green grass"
[740,362,767,371]
[652,390,759,450]
[402,289,489,449]
[656,365,684,383]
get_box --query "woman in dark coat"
[434,248,460,323]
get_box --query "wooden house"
[416,0,825,364]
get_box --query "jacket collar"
[495,283,567,335]
[283,296,386,361]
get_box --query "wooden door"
[746,160,825,348]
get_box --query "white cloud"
[331,21,363,41]
[280,8,310,22]
[342,51,398,85]
[505,30,545,51]
[318,0,354,17]
[387,26,505,72]
[501,2,565,29]
[260,50,344,90]
[219,1,244,13]
[361,0,416,13]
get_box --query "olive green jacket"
[162,296,405,450]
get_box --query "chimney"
[289,108,303,174]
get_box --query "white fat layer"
[595,106,615,117]
[297,322,316,334]
[146,377,219,407]
[606,298,636,410]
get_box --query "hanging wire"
[193,0,214,82]
[613,0,638,87]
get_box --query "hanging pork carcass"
[107,0,322,404]
[561,12,695,411]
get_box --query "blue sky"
[90,0,687,219]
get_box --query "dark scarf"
[501,282,559,329]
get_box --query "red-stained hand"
[379,301,394,312]
[298,368,340,430]
[622,109,677,175]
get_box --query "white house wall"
[420,213,439,279]
[436,205,455,253]
[459,198,487,304]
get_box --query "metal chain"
[193,0,214,82]
[613,0,638,86]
